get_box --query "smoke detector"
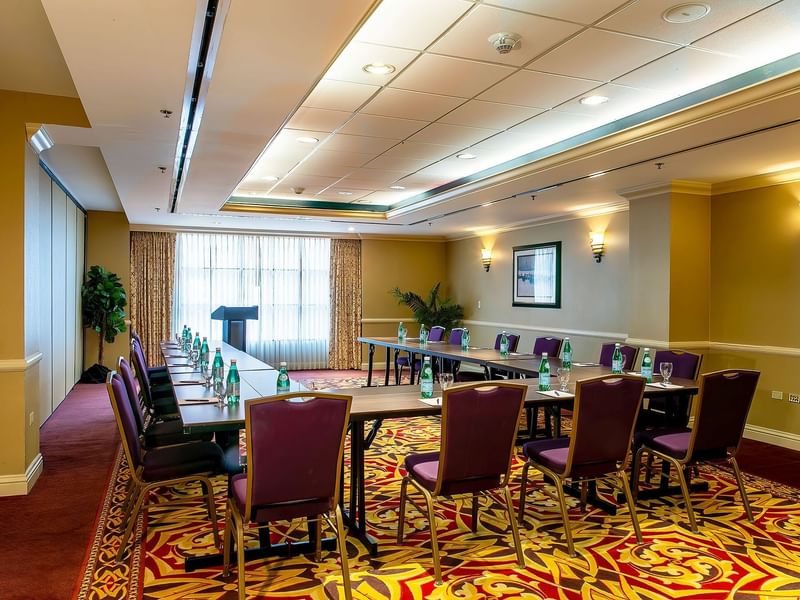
[488,32,521,55]
[291,186,305,195]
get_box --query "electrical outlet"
[29,411,34,426]
[789,393,800,404]
[772,390,784,400]
[477,300,481,309]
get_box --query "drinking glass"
[439,372,454,391]
[557,367,571,391]
[190,348,200,368]
[659,362,673,386]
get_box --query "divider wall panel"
[36,170,53,428]
[65,202,77,392]
[75,214,84,384]
[50,185,68,413]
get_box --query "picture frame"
[512,241,561,308]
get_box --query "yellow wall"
[83,210,131,369]
[360,238,447,366]
[708,181,800,434]
[0,91,88,483]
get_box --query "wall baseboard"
[0,453,43,497]
[743,424,800,452]
[360,362,388,371]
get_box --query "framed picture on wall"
[512,241,561,308]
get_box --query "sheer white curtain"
[173,233,330,369]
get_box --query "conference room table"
[357,336,538,386]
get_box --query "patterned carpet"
[76,375,800,600]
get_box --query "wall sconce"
[589,231,605,262]
[481,248,492,271]
[26,124,54,155]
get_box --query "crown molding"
[712,168,800,196]
[617,180,712,201]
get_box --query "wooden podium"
[210,305,258,351]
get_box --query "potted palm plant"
[81,265,127,381]
[390,282,464,331]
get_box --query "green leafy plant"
[82,265,127,367]
[390,282,464,331]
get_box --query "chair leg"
[552,477,575,557]
[334,506,353,600]
[117,485,148,563]
[471,493,479,533]
[617,471,643,544]
[235,512,247,600]
[314,515,322,561]
[730,457,754,523]
[670,456,698,533]
[502,485,526,568]
[631,447,645,502]
[397,477,409,544]
[518,461,530,524]
[395,361,402,386]
[222,501,233,577]
[201,477,220,549]
[420,487,443,586]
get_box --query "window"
[173,233,330,369]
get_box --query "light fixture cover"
[589,231,605,262]
[27,124,54,154]
[481,248,492,271]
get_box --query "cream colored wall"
[83,210,131,369]
[360,238,447,366]
[708,181,800,435]
[446,211,630,362]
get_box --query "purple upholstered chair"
[223,392,353,600]
[397,382,527,584]
[131,330,170,383]
[641,349,703,427]
[459,332,521,381]
[106,371,223,562]
[443,328,466,378]
[533,336,563,357]
[633,369,760,533]
[395,325,446,384]
[598,343,640,371]
[518,375,646,557]
[131,337,178,418]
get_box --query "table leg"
[342,421,379,555]
[409,353,417,385]
[366,344,375,387]
[384,346,390,386]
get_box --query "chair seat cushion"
[230,473,330,523]
[404,451,500,495]
[635,428,690,459]
[144,420,212,448]
[142,441,223,481]
[523,438,569,474]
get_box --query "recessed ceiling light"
[457,153,477,160]
[297,136,319,144]
[588,171,606,178]
[337,191,353,196]
[580,95,609,106]
[662,3,710,23]
[389,185,406,190]
[261,175,279,181]
[362,63,396,75]
[347,226,355,232]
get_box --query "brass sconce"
[481,248,492,271]
[589,231,605,262]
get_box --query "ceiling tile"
[325,41,419,86]
[287,107,353,132]
[598,0,777,45]
[362,88,466,121]
[303,79,380,112]
[409,122,498,147]
[355,0,473,50]
[298,149,375,168]
[338,168,407,187]
[389,54,515,98]
[479,69,600,108]
[506,110,605,148]
[260,128,331,162]
[429,4,582,67]
[273,174,343,195]
[554,83,674,120]
[614,46,750,95]
[338,113,429,139]
[357,190,414,206]
[316,188,374,201]
[530,29,679,82]
[364,154,434,171]
[291,158,354,179]
[692,1,800,65]
[323,133,398,154]
[438,99,543,129]
[485,0,630,25]
[380,141,460,161]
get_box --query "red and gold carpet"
[75,377,800,600]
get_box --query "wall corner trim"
[0,352,44,373]
[0,453,44,497]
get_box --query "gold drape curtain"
[130,231,176,366]
[328,239,362,369]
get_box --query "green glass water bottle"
[193,332,201,351]
[499,331,509,356]
[538,353,551,391]
[641,348,653,382]
[184,327,192,353]
[612,343,624,374]
[226,359,240,404]
[200,337,210,371]
[420,356,434,399]
[419,323,428,345]
[276,361,290,392]
[398,321,406,343]
[562,337,572,369]
[212,347,225,396]
[461,328,470,351]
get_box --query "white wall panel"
[75,212,85,382]
[65,201,77,388]
[50,185,67,412]
[37,169,53,427]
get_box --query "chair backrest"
[493,333,520,352]
[598,343,640,370]
[429,326,446,342]
[653,349,702,380]
[448,328,465,345]
[437,382,526,495]
[244,392,351,520]
[131,330,142,347]
[688,369,760,459]
[564,375,645,478]
[106,371,143,472]
[533,336,562,357]
[118,357,146,434]
[130,338,155,408]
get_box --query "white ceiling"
[4,0,800,236]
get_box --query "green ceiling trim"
[226,196,390,212]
